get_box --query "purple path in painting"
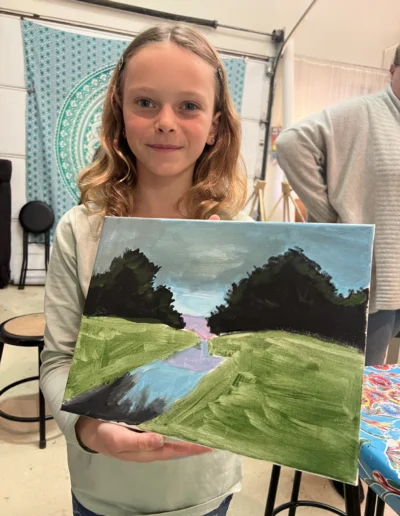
[165,315,224,372]
[166,342,224,372]
[182,314,215,340]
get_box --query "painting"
[62,217,374,484]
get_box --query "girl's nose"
[155,105,177,133]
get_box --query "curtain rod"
[296,54,389,73]
[0,8,273,62]
[74,0,283,40]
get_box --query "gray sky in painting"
[93,218,374,317]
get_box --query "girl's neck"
[132,168,193,219]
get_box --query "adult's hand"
[76,416,212,462]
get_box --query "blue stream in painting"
[119,341,224,412]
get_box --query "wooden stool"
[294,199,307,223]
[0,313,52,448]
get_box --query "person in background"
[41,25,250,516]
[276,44,400,501]
[277,45,400,367]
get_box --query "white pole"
[282,38,295,130]
[281,38,295,220]
[264,38,296,221]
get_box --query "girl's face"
[121,42,220,182]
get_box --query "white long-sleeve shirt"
[276,84,400,313]
[41,205,252,516]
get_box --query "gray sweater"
[276,84,400,313]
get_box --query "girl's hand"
[76,416,212,462]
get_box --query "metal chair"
[18,201,54,289]
[0,313,52,448]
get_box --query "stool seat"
[0,312,51,449]
[19,201,54,234]
[2,313,45,344]
[359,365,400,514]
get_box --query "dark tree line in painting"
[84,246,368,351]
[207,248,368,351]
[84,249,185,329]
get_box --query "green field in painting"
[64,316,198,400]
[142,330,364,484]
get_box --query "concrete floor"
[0,285,394,516]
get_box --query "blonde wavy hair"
[78,25,247,220]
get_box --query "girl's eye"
[137,99,154,108]
[183,102,199,111]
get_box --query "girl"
[41,24,251,516]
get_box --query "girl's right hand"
[75,416,212,462]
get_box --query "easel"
[245,179,267,221]
[266,181,305,222]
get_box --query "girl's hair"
[394,45,400,67]
[78,25,247,220]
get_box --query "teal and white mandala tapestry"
[21,20,247,231]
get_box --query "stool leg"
[38,344,46,449]
[364,488,377,516]
[18,230,28,290]
[22,231,29,288]
[288,471,302,516]
[344,484,361,516]
[264,465,281,516]
[376,497,385,516]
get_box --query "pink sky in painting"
[183,314,215,340]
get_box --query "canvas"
[62,217,374,484]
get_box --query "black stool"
[0,313,52,449]
[18,201,54,290]
[264,465,362,516]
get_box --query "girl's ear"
[390,64,396,77]
[207,112,221,145]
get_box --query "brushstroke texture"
[207,248,368,351]
[85,248,185,329]
[142,331,364,484]
[63,373,167,424]
[64,316,198,400]
[165,343,224,371]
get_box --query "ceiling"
[4,0,400,68]
[110,0,400,68]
